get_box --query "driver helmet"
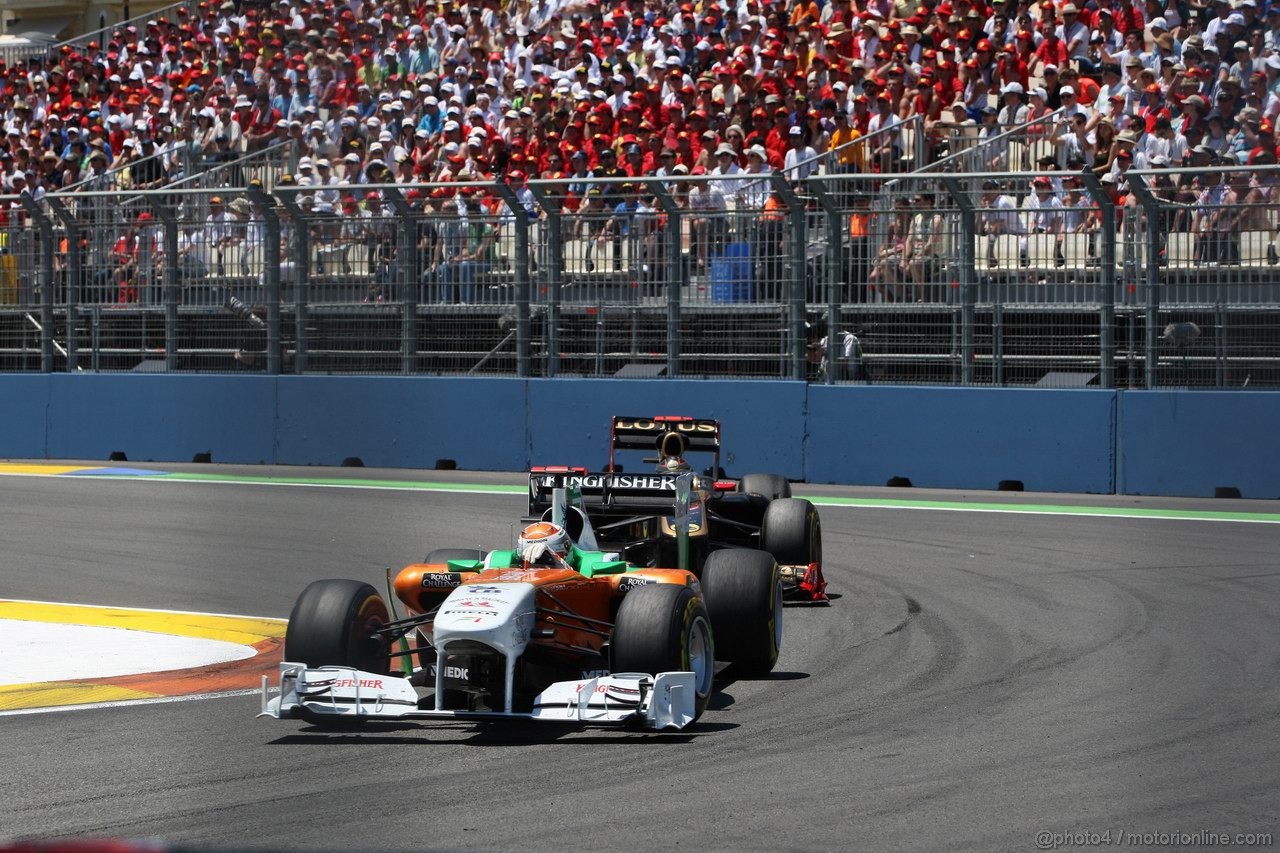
[659,455,690,472]
[517,521,571,566]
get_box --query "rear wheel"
[736,473,792,500]
[760,498,822,568]
[424,547,488,565]
[700,549,782,676]
[610,584,714,720]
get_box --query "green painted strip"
[803,495,1280,524]
[28,468,1280,524]
[153,472,528,493]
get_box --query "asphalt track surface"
[3,466,1279,852]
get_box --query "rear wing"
[528,470,698,570]
[529,469,689,514]
[609,416,721,471]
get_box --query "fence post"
[492,181,531,378]
[1079,171,1117,390]
[769,172,807,380]
[808,177,845,385]
[146,196,181,371]
[273,187,308,374]
[382,186,419,375]
[18,192,54,373]
[1123,173,1160,390]
[941,176,975,386]
[45,196,79,372]
[247,186,281,375]
[648,179,683,378]
[526,183,562,378]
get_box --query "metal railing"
[924,107,1069,174]
[48,0,198,60]
[57,142,198,196]
[0,167,1277,388]
[812,114,928,177]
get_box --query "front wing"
[779,562,829,603]
[259,663,699,731]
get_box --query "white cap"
[1002,82,1024,95]
[298,156,313,169]
[1060,85,1075,95]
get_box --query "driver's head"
[660,455,690,472]
[656,431,690,473]
[517,521,570,566]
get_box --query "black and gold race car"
[527,416,827,602]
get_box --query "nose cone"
[434,582,536,657]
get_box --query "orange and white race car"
[260,476,781,731]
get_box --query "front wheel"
[736,473,792,500]
[700,549,782,676]
[760,498,822,568]
[284,579,391,675]
[610,584,714,720]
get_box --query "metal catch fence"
[1,166,1278,387]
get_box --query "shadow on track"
[267,719,740,746]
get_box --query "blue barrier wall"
[7,376,50,459]
[806,387,1117,494]
[44,375,278,464]
[276,377,527,470]
[1,376,1275,498]
[1117,391,1280,499]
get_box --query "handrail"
[47,0,197,60]
[807,113,926,175]
[918,105,1068,173]
[55,142,195,195]
[163,140,297,191]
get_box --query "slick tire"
[424,547,489,565]
[285,579,391,675]
[760,498,822,568]
[610,584,714,720]
[736,473,792,501]
[699,549,782,676]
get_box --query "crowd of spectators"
[2,0,1279,302]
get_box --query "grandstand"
[0,0,1277,387]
